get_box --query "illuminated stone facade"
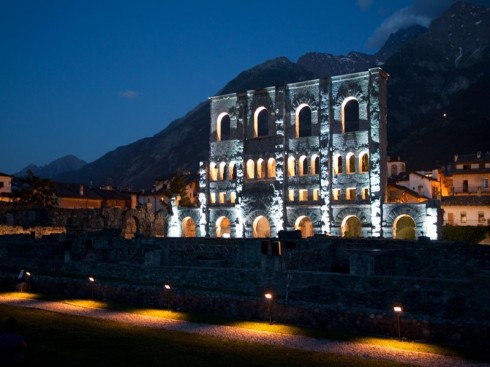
[197,68,441,239]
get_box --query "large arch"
[215,216,231,238]
[217,113,230,141]
[342,215,362,238]
[393,215,416,240]
[182,217,196,237]
[342,97,359,133]
[295,216,313,238]
[254,107,269,137]
[296,104,312,137]
[253,216,270,238]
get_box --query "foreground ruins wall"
[0,233,489,346]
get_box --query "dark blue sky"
[0,0,480,174]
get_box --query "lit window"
[299,189,308,201]
[479,212,485,223]
[230,192,236,204]
[219,192,226,204]
[334,156,342,174]
[360,153,369,173]
[210,163,218,181]
[460,212,467,224]
[296,104,311,137]
[229,162,237,181]
[257,158,266,179]
[289,189,295,201]
[313,188,319,201]
[246,159,255,179]
[268,158,276,178]
[217,113,230,141]
[333,189,340,201]
[347,188,356,200]
[343,98,359,133]
[362,187,369,200]
[299,156,308,176]
[311,155,319,175]
[210,192,216,204]
[288,156,296,176]
[482,179,488,189]
[254,107,268,137]
[347,153,355,174]
[219,162,226,181]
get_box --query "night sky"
[0,0,481,174]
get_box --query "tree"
[159,170,195,215]
[12,170,58,207]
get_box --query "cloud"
[366,7,431,50]
[118,90,141,99]
[356,0,373,11]
[365,0,476,51]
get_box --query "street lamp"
[25,272,31,293]
[164,284,172,311]
[265,292,273,324]
[393,306,403,340]
[88,277,95,300]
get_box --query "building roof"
[441,195,490,206]
[0,172,13,177]
[53,182,131,201]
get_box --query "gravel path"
[1,295,488,367]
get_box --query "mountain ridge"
[48,1,490,189]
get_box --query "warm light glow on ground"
[63,299,109,310]
[0,291,41,300]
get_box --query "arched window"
[210,162,218,181]
[342,216,362,238]
[216,216,231,238]
[343,98,359,133]
[253,216,270,238]
[229,162,237,181]
[334,156,343,175]
[296,104,311,137]
[295,216,313,238]
[257,158,266,179]
[268,158,276,178]
[246,159,255,179]
[299,156,308,176]
[219,162,226,181]
[217,113,231,141]
[288,156,296,176]
[360,153,369,173]
[254,107,269,137]
[347,153,356,174]
[182,217,196,237]
[311,155,320,175]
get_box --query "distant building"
[182,68,442,240]
[0,172,13,202]
[53,182,137,209]
[440,152,490,227]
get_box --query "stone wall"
[1,234,489,347]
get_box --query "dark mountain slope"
[56,58,315,189]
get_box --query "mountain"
[384,1,490,169]
[15,155,86,179]
[57,1,490,188]
[56,58,315,189]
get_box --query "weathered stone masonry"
[197,68,441,240]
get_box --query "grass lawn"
[1,292,489,366]
[0,303,415,367]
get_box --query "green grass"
[0,293,490,366]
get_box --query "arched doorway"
[124,216,139,240]
[215,216,231,238]
[393,215,416,240]
[182,217,196,237]
[342,216,362,238]
[295,216,313,238]
[253,216,270,238]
